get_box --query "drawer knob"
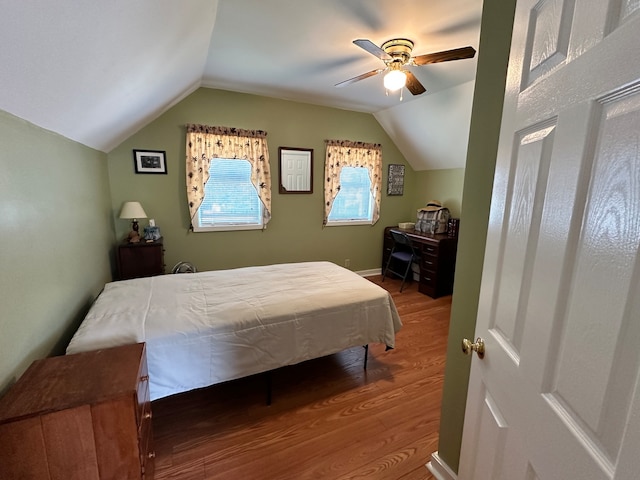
[148,451,156,459]
[144,412,153,419]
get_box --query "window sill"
[193,224,264,232]
[325,220,373,227]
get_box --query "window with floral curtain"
[185,124,271,230]
[324,140,382,225]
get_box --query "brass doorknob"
[462,337,485,359]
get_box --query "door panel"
[459,0,640,478]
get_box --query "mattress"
[67,261,402,400]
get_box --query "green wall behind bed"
[107,88,422,273]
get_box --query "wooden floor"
[152,275,449,480]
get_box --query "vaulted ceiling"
[0,0,482,170]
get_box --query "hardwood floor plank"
[153,276,444,480]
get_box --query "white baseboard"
[356,268,381,277]
[426,451,457,480]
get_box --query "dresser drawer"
[139,409,155,479]
[421,254,438,272]
[422,243,439,256]
[420,270,437,287]
[136,354,150,423]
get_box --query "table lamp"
[119,201,147,240]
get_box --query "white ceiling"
[0,0,482,170]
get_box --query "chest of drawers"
[0,343,154,479]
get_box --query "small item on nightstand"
[144,224,161,241]
[127,231,141,243]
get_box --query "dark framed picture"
[133,150,167,174]
[278,147,313,194]
[387,164,405,195]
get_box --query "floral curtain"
[324,139,382,225]
[185,124,271,227]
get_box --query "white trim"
[192,223,263,232]
[324,220,373,226]
[356,268,381,277]
[426,451,457,480]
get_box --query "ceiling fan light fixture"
[384,69,407,91]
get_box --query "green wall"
[0,110,114,395]
[414,168,465,218]
[108,88,418,273]
[436,0,517,472]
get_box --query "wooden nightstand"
[0,343,154,480]
[117,237,165,280]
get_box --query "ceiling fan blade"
[412,46,476,66]
[335,68,384,88]
[405,71,426,95]
[353,39,391,60]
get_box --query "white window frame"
[192,158,264,232]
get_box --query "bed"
[66,261,402,400]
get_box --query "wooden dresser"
[0,343,154,480]
[117,237,165,280]
[383,226,458,298]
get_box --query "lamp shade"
[119,201,147,219]
[383,70,407,91]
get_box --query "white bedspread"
[67,262,402,400]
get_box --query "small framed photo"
[133,150,167,174]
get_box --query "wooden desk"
[383,226,458,298]
[0,343,154,480]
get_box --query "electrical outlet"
[345,259,350,268]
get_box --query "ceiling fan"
[335,38,476,96]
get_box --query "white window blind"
[194,159,263,231]
[327,166,374,224]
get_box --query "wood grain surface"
[153,275,447,480]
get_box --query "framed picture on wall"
[387,164,405,196]
[278,147,313,194]
[133,149,167,174]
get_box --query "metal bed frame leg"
[363,344,369,370]
[266,371,272,406]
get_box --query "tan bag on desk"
[416,201,450,234]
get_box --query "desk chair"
[382,231,420,292]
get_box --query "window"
[323,140,382,226]
[192,159,264,232]
[185,124,271,231]
[326,167,374,225]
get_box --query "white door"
[459,1,640,479]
